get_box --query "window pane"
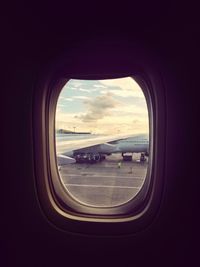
[55,77,149,207]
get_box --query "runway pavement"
[58,153,148,207]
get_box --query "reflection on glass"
[55,77,149,207]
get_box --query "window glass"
[55,77,149,207]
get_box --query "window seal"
[33,68,166,235]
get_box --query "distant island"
[56,129,91,134]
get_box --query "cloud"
[65,85,98,93]
[79,88,90,92]
[56,107,149,135]
[99,77,143,92]
[73,96,90,100]
[67,87,90,92]
[64,98,73,101]
[67,87,77,90]
[56,78,149,134]
[59,95,90,102]
[112,103,148,115]
[78,92,120,122]
[93,84,107,88]
[100,89,144,98]
[59,96,73,101]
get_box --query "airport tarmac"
[59,153,148,207]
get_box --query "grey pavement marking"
[64,183,141,189]
[60,173,145,179]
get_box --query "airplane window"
[55,77,149,207]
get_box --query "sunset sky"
[56,77,149,135]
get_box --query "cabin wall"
[2,6,199,266]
